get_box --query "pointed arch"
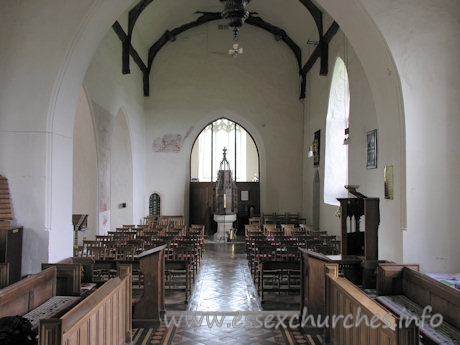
[72,87,98,242]
[190,118,260,183]
[324,57,350,206]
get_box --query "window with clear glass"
[190,118,259,182]
[324,58,350,206]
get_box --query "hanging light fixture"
[220,0,251,41]
[228,43,243,57]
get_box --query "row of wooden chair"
[73,223,205,303]
[246,225,341,302]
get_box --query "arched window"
[324,58,350,206]
[149,193,160,216]
[191,118,259,182]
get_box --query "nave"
[133,242,323,345]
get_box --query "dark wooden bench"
[41,262,98,297]
[89,245,166,326]
[299,248,362,318]
[376,264,460,345]
[0,267,81,330]
[324,263,418,345]
[38,265,132,345]
[0,262,8,288]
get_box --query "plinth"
[213,214,236,242]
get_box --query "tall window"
[191,118,259,182]
[324,58,350,206]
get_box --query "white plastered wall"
[0,0,137,272]
[303,30,382,249]
[110,109,134,230]
[73,88,98,242]
[83,25,146,232]
[358,0,460,273]
[143,23,304,218]
[1,0,458,274]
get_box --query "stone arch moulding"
[45,0,405,263]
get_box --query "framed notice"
[366,129,377,169]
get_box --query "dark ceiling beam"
[148,12,222,71]
[113,21,150,96]
[298,0,323,38]
[115,0,336,99]
[123,0,156,74]
[301,21,339,76]
[245,16,302,70]
[144,13,304,98]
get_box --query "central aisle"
[188,242,262,312]
[132,242,323,344]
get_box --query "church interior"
[0,0,459,344]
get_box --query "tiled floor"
[188,241,262,312]
[137,241,322,345]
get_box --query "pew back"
[0,267,57,317]
[325,264,418,345]
[402,268,460,330]
[39,275,132,345]
[41,263,81,296]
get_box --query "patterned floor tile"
[134,243,323,345]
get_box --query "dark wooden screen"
[189,182,260,236]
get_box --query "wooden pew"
[0,267,60,319]
[39,271,132,345]
[41,263,82,296]
[0,226,23,286]
[299,248,362,319]
[324,263,418,345]
[0,262,8,288]
[91,245,167,326]
[376,264,460,344]
[133,245,166,326]
[0,175,24,286]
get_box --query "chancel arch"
[33,0,409,268]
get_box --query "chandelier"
[220,0,251,41]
